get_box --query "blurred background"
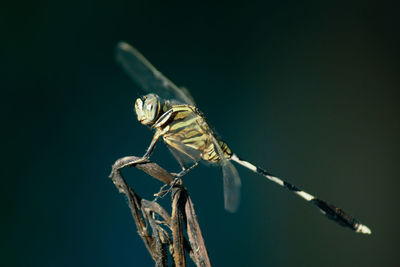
[2,0,399,266]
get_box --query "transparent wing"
[167,136,241,212]
[209,135,241,213]
[167,145,199,170]
[221,159,241,212]
[115,42,196,105]
[164,127,241,212]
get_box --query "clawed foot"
[175,162,199,178]
[153,177,181,201]
[152,162,198,202]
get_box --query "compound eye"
[135,94,160,125]
[136,98,143,110]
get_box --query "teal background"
[2,1,399,266]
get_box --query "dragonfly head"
[135,94,161,125]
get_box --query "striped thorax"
[135,93,232,163]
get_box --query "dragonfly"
[115,41,371,235]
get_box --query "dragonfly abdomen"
[202,140,232,162]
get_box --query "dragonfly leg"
[153,184,170,199]
[153,178,183,201]
[153,162,199,202]
[116,131,162,170]
[175,161,199,178]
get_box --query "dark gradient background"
[2,1,399,266]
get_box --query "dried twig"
[109,156,211,267]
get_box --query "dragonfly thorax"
[134,93,164,125]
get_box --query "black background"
[2,0,399,266]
